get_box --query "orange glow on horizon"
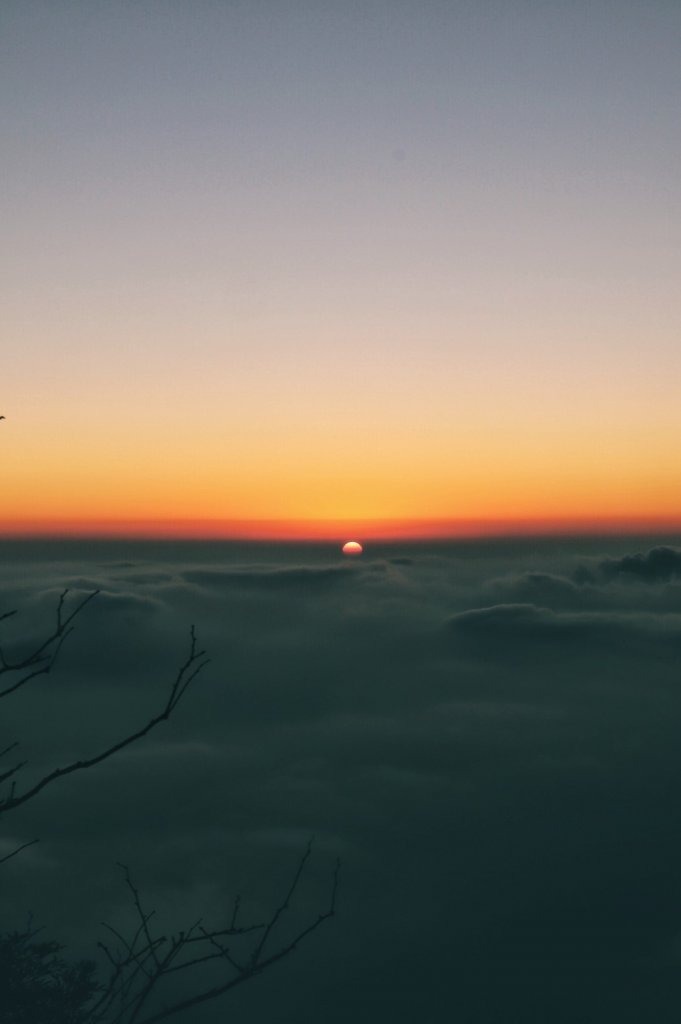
[3,4,681,555]
[3,397,681,541]
[2,515,681,542]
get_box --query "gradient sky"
[3,1,681,537]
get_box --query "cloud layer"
[1,537,681,1022]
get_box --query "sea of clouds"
[1,536,681,1022]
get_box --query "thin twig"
[92,846,337,1024]
[0,590,98,698]
[0,838,39,865]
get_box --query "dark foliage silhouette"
[0,924,99,1024]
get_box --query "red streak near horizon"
[2,515,681,542]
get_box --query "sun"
[342,540,363,556]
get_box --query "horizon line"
[2,515,681,542]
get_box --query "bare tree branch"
[250,836,313,966]
[0,589,99,700]
[0,837,39,865]
[0,626,210,817]
[0,586,338,1022]
[89,845,339,1024]
[118,863,162,972]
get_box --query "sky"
[2,0,681,536]
[3,536,681,1021]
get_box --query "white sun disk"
[342,541,363,556]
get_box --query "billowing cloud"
[597,546,681,583]
[182,564,360,592]
[1,539,681,1022]
[446,601,681,645]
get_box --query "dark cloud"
[484,571,584,608]
[182,564,360,592]
[2,538,681,1022]
[598,546,681,583]
[113,571,176,586]
[490,557,681,617]
[446,601,681,643]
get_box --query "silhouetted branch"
[0,837,39,865]
[0,758,27,786]
[118,864,162,973]
[0,627,210,817]
[89,845,338,1024]
[0,589,99,700]
[250,836,313,966]
[1,584,338,1023]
